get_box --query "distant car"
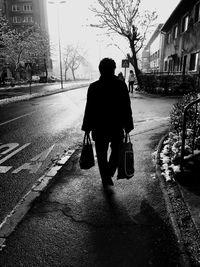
[31,75,40,83]
[48,76,56,83]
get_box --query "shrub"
[169,92,199,135]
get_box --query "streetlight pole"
[48,0,66,89]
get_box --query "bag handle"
[125,133,131,143]
[83,132,92,145]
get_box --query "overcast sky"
[47,0,180,73]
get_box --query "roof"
[162,0,199,32]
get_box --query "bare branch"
[89,0,158,88]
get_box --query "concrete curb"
[0,148,76,251]
[0,81,90,106]
[156,134,191,267]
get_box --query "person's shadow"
[90,195,179,267]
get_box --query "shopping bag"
[79,133,95,169]
[117,133,134,179]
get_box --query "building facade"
[0,0,6,16]
[161,0,200,75]
[141,24,164,73]
[3,0,48,33]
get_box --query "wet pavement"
[0,86,198,266]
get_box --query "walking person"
[128,70,135,93]
[117,72,125,82]
[81,58,134,188]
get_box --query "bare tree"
[63,45,74,81]
[90,0,157,88]
[63,45,86,80]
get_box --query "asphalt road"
[0,87,87,223]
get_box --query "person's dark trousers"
[128,82,134,93]
[95,136,123,184]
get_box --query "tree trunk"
[128,44,143,90]
[71,69,76,80]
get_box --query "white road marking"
[13,145,55,174]
[0,166,12,173]
[0,143,19,155]
[0,143,30,164]
[0,143,30,173]
[0,112,35,127]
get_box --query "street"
[0,86,87,224]
[0,87,182,266]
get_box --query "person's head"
[99,58,116,77]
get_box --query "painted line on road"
[0,112,36,127]
[0,148,76,251]
[0,143,30,164]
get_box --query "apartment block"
[141,0,200,77]
[4,0,48,33]
[0,0,6,16]
[141,24,164,73]
[161,0,200,75]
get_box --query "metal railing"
[180,98,200,171]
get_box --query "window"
[23,16,33,23]
[173,25,178,39]
[194,3,200,22]
[13,16,21,23]
[182,15,189,32]
[164,61,168,71]
[23,4,32,11]
[12,5,20,11]
[179,56,183,71]
[168,59,173,72]
[189,52,198,71]
[167,32,171,43]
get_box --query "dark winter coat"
[81,75,134,140]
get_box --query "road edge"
[0,148,77,251]
[0,82,90,106]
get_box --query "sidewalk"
[0,119,183,266]
[0,80,91,105]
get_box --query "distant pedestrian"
[117,72,125,82]
[128,70,135,93]
[82,58,134,188]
